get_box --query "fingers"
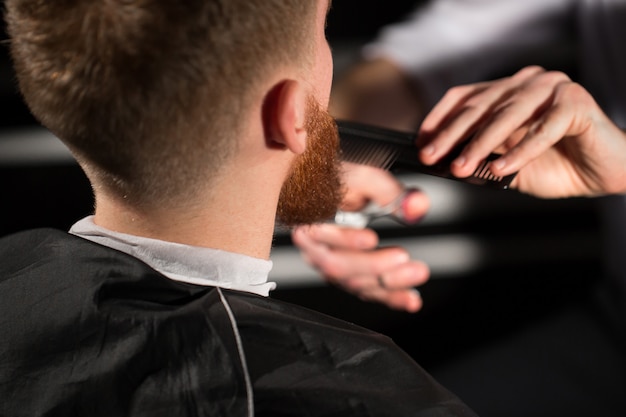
[339,163,430,223]
[333,256,430,291]
[401,187,430,223]
[419,66,543,142]
[490,95,575,175]
[291,225,430,313]
[293,226,405,277]
[417,69,538,158]
[332,260,429,313]
[340,163,407,211]
[354,284,424,313]
[453,70,572,178]
[417,66,592,181]
[293,223,379,251]
[419,82,489,139]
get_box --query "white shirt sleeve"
[362,0,574,107]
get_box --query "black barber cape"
[0,229,477,417]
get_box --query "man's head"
[6,0,331,212]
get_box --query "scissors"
[333,187,421,229]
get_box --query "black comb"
[337,119,517,190]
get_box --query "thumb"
[340,163,430,223]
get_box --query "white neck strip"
[69,216,276,296]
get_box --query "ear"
[262,79,307,155]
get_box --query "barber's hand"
[418,65,626,198]
[291,163,430,313]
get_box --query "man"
[0,0,477,416]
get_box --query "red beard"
[276,97,343,227]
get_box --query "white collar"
[69,216,276,296]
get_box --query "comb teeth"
[337,119,518,190]
[340,140,400,170]
[473,159,504,182]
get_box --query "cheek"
[322,44,334,95]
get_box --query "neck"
[93,154,291,260]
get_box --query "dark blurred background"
[0,0,605,375]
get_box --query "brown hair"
[5,0,317,207]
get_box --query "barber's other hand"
[418,65,626,198]
[291,164,430,313]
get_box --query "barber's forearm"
[361,0,574,107]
